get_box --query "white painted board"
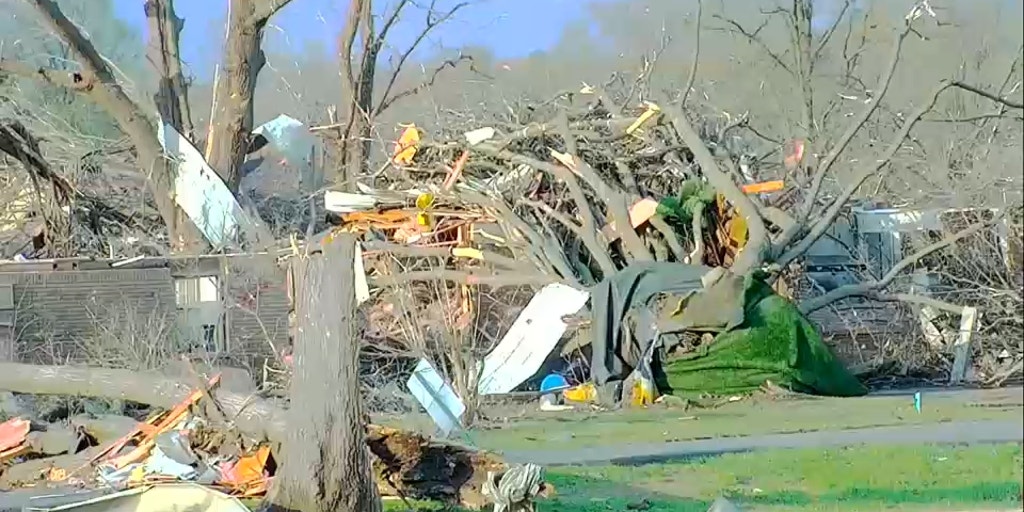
[157,120,256,249]
[476,283,590,395]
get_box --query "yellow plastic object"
[129,464,146,484]
[625,102,662,135]
[415,192,435,228]
[630,372,658,406]
[392,124,420,165]
[563,382,597,403]
[718,194,748,249]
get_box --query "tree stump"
[270,236,382,512]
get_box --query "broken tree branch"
[556,113,652,263]
[648,214,687,262]
[369,269,555,288]
[775,79,956,269]
[471,137,618,276]
[145,0,194,140]
[361,240,529,271]
[797,216,997,314]
[0,119,136,231]
[6,0,204,249]
[679,0,702,106]
[864,292,969,315]
[950,80,1024,110]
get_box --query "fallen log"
[0,363,504,509]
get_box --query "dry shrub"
[77,300,182,371]
[798,207,1023,384]
[359,257,533,421]
[917,208,1023,384]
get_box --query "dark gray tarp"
[588,262,747,386]
[586,263,867,400]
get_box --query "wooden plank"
[949,306,979,385]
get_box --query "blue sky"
[113,0,615,77]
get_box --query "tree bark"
[337,0,374,189]
[145,0,194,140]
[204,0,293,191]
[144,0,202,253]
[270,236,381,512]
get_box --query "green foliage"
[655,178,715,224]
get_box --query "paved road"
[505,419,1024,466]
[501,386,1024,466]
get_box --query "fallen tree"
[0,362,505,509]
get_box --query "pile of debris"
[320,101,784,286]
[0,370,509,511]
[309,88,1021,399]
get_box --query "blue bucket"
[539,373,570,394]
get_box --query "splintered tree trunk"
[204,0,292,191]
[144,0,203,253]
[271,236,382,512]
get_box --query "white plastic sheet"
[157,120,257,249]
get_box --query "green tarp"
[658,275,868,397]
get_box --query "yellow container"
[563,382,597,403]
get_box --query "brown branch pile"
[349,92,762,291]
[326,57,1024,389]
[0,120,169,258]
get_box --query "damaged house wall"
[0,256,289,371]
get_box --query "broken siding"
[0,268,176,342]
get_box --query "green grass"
[461,392,1023,452]
[383,443,1023,511]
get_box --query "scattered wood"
[0,362,506,508]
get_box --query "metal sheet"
[157,121,256,249]
[406,358,465,437]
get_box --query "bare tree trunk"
[204,0,293,191]
[270,236,382,512]
[145,0,194,140]
[337,0,375,190]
